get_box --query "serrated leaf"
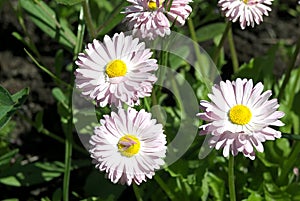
[11,87,29,106]
[0,106,14,130]
[0,85,14,106]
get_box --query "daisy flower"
[75,32,158,107]
[218,0,273,29]
[197,78,284,160]
[123,0,192,40]
[89,108,167,185]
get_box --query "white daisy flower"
[89,108,167,185]
[123,0,192,40]
[197,78,285,160]
[218,0,273,29]
[75,32,158,107]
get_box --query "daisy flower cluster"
[74,0,195,186]
[75,32,167,185]
[74,0,284,187]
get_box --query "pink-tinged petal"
[218,0,273,29]
[123,0,192,40]
[75,32,158,107]
[198,78,284,160]
[89,108,166,185]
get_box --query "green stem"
[18,112,87,154]
[213,21,231,65]
[14,1,41,59]
[82,0,96,39]
[154,174,177,201]
[96,1,127,36]
[133,184,143,201]
[24,49,71,89]
[187,18,206,78]
[277,141,300,185]
[227,25,239,73]
[74,7,86,57]
[228,155,236,201]
[151,89,164,124]
[63,6,86,201]
[282,133,300,141]
[278,37,300,101]
[63,122,73,201]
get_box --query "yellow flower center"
[105,59,127,78]
[117,135,140,157]
[229,105,252,125]
[148,1,157,10]
[242,0,248,4]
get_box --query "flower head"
[218,0,273,29]
[75,32,158,107]
[89,108,167,185]
[197,78,284,160]
[123,0,192,40]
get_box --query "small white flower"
[89,108,167,185]
[75,32,158,107]
[197,78,285,159]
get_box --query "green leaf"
[169,46,190,70]
[34,110,44,132]
[233,45,278,85]
[0,105,13,122]
[201,171,224,201]
[196,23,226,42]
[0,109,14,131]
[84,170,125,198]
[0,161,64,187]
[0,85,14,106]
[263,172,291,201]
[52,87,67,105]
[11,87,29,106]
[2,199,19,201]
[52,188,62,201]
[0,176,21,187]
[20,0,76,51]
[98,13,124,36]
[55,0,84,6]
[0,87,29,130]
[0,149,18,167]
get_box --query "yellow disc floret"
[148,1,157,10]
[106,59,127,78]
[117,135,141,157]
[242,0,248,4]
[229,105,252,125]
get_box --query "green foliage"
[20,0,76,51]
[0,86,29,130]
[55,0,84,6]
[1,0,300,200]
